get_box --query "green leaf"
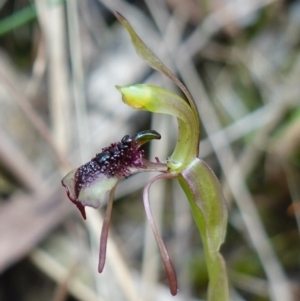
[179,158,229,301]
[0,0,67,36]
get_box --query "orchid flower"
[62,12,229,301]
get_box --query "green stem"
[179,158,229,301]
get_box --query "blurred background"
[0,0,300,300]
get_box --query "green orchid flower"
[61,12,229,301]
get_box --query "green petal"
[114,11,200,151]
[116,84,199,171]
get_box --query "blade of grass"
[0,3,37,36]
[66,0,89,162]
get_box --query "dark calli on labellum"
[62,130,162,220]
